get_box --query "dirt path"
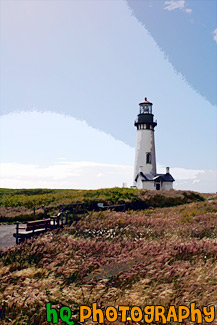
[0,224,18,249]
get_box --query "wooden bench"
[59,203,86,215]
[97,203,126,211]
[13,218,51,244]
[50,212,67,228]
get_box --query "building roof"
[153,174,175,182]
[139,97,153,105]
[135,172,175,182]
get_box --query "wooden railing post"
[16,221,19,244]
[33,206,36,220]
[42,205,45,218]
[61,214,63,227]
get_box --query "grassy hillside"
[0,189,216,324]
[0,188,207,223]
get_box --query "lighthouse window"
[146,124,150,129]
[146,153,151,164]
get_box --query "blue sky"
[0,0,216,192]
[127,0,217,106]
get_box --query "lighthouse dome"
[135,97,157,127]
[139,97,153,106]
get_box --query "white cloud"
[193,179,200,184]
[0,162,216,193]
[0,111,134,166]
[0,112,215,192]
[170,168,216,193]
[185,8,192,14]
[158,165,204,180]
[0,162,133,189]
[164,0,192,14]
[164,0,185,11]
[158,166,216,193]
[213,28,217,43]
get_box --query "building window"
[146,124,150,129]
[146,153,151,164]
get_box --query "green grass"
[0,187,205,209]
[0,187,205,224]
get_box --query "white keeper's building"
[133,97,174,190]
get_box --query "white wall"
[133,128,156,184]
[134,177,155,190]
[136,177,173,190]
[142,181,156,190]
[161,182,173,190]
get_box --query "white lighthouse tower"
[133,97,174,190]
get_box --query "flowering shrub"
[0,197,216,324]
